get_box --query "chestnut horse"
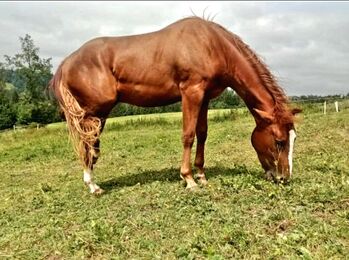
[50,17,301,194]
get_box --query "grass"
[0,106,348,259]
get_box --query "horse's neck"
[227,56,275,116]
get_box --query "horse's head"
[251,108,302,183]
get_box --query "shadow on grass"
[99,165,263,192]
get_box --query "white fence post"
[335,101,339,112]
[324,101,327,115]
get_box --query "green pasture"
[0,106,348,259]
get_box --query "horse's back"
[62,17,227,83]
[57,17,232,113]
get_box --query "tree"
[2,34,60,125]
[4,34,52,100]
[0,64,17,129]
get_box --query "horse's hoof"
[186,183,199,192]
[92,188,105,196]
[198,178,208,186]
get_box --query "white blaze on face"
[288,129,296,176]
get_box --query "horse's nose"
[276,160,291,183]
[275,173,290,184]
[279,176,287,184]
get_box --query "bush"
[16,99,35,125]
[16,96,61,126]
[0,103,16,130]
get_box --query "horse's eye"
[275,140,285,150]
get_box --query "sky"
[0,1,348,96]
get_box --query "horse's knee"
[182,133,195,147]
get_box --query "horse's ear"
[253,108,274,124]
[291,108,302,115]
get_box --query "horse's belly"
[118,83,181,107]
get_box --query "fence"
[12,123,42,132]
[291,97,349,114]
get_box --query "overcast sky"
[0,1,348,96]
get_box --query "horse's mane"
[206,19,292,122]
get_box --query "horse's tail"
[49,63,65,109]
[50,63,102,169]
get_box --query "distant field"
[0,106,348,259]
[46,108,248,129]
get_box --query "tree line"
[0,34,347,130]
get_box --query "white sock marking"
[288,130,296,176]
[83,169,101,193]
[84,169,92,183]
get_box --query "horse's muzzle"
[266,165,291,184]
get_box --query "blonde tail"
[50,66,101,169]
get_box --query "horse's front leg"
[194,101,209,185]
[180,83,205,190]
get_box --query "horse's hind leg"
[81,117,106,194]
[194,101,209,185]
